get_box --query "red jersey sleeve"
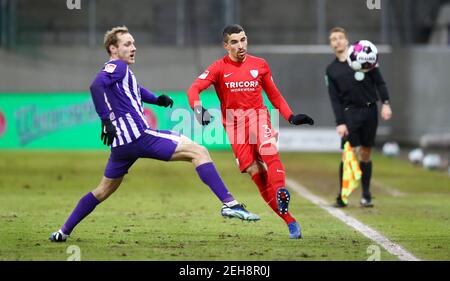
[187,61,221,109]
[261,60,293,121]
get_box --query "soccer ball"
[382,142,400,157]
[347,40,378,72]
[422,154,442,170]
[408,148,424,164]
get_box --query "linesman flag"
[341,141,362,204]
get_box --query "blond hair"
[103,26,129,54]
[329,26,348,39]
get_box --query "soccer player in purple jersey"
[49,26,259,242]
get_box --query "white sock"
[224,200,239,207]
[59,229,69,237]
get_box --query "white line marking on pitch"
[372,180,406,197]
[286,178,420,261]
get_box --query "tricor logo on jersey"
[224,81,259,92]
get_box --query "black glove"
[194,105,212,126]
[156,95,173,108]
[101,119,117,146]
[289,114,314,126]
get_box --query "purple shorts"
[104,129,180,179]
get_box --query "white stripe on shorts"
[144,129,180,143]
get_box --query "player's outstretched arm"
[140,87,158,104]
[156,95,173,108]
[140,87,173,108]
[261,60,298,122]
[187,76,214,126]
[262,75,314,125]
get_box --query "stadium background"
[1,0,450,262]
[1,0,449,148]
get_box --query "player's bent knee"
[178,135,194,146]
[245,162,264,177]
[195,144,211,162]
[199,145,210,156]
[93,176,123,202]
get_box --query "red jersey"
[187,54,293,122]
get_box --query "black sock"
[338,161,343,198]
[360,161,372,200]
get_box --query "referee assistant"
[325,27,393,207]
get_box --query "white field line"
[286,178,421,261]
[372,180,407,197]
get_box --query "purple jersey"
[90,59,158,147]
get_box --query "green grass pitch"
[0,150,449,260]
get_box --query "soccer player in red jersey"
[187,24,314,239]
[48,26,260,243]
